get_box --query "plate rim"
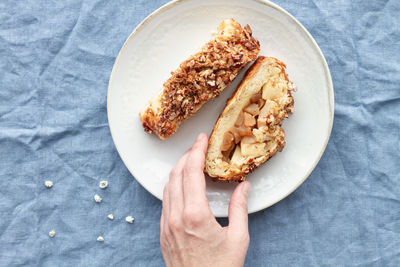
[107,0,335,216]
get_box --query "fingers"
[183,133,209,208]
[228,181,251,235]
[161,183,170,233]
[168,150,190,217]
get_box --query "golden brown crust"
[205,56,296,182]
[140,19,260,140]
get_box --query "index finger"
[168,150,190,217]
[183,133,209,207]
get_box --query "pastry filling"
[220,77,293,165]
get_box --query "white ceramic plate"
[107,0,334,217]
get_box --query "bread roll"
[140,19,260,140]
[205,56,296,181]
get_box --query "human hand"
[160,133,251,267]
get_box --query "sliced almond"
[243,112,256,127]
[244,103,260,116]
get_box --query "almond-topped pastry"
[205,56,296,182]
[140,19,260,140]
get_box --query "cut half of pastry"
[205,56,296,182]
[140,19,260,140]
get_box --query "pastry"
[140,19,260,140]
[205,56,296,181]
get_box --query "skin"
[160,132,251,267]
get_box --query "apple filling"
[220,78,291,164]
[221,90,263,161]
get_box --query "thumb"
[228,181,251,233]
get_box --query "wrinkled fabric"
[0,0,399,266]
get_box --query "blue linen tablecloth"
[0,0,399,266]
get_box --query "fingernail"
[197,133,204,141]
